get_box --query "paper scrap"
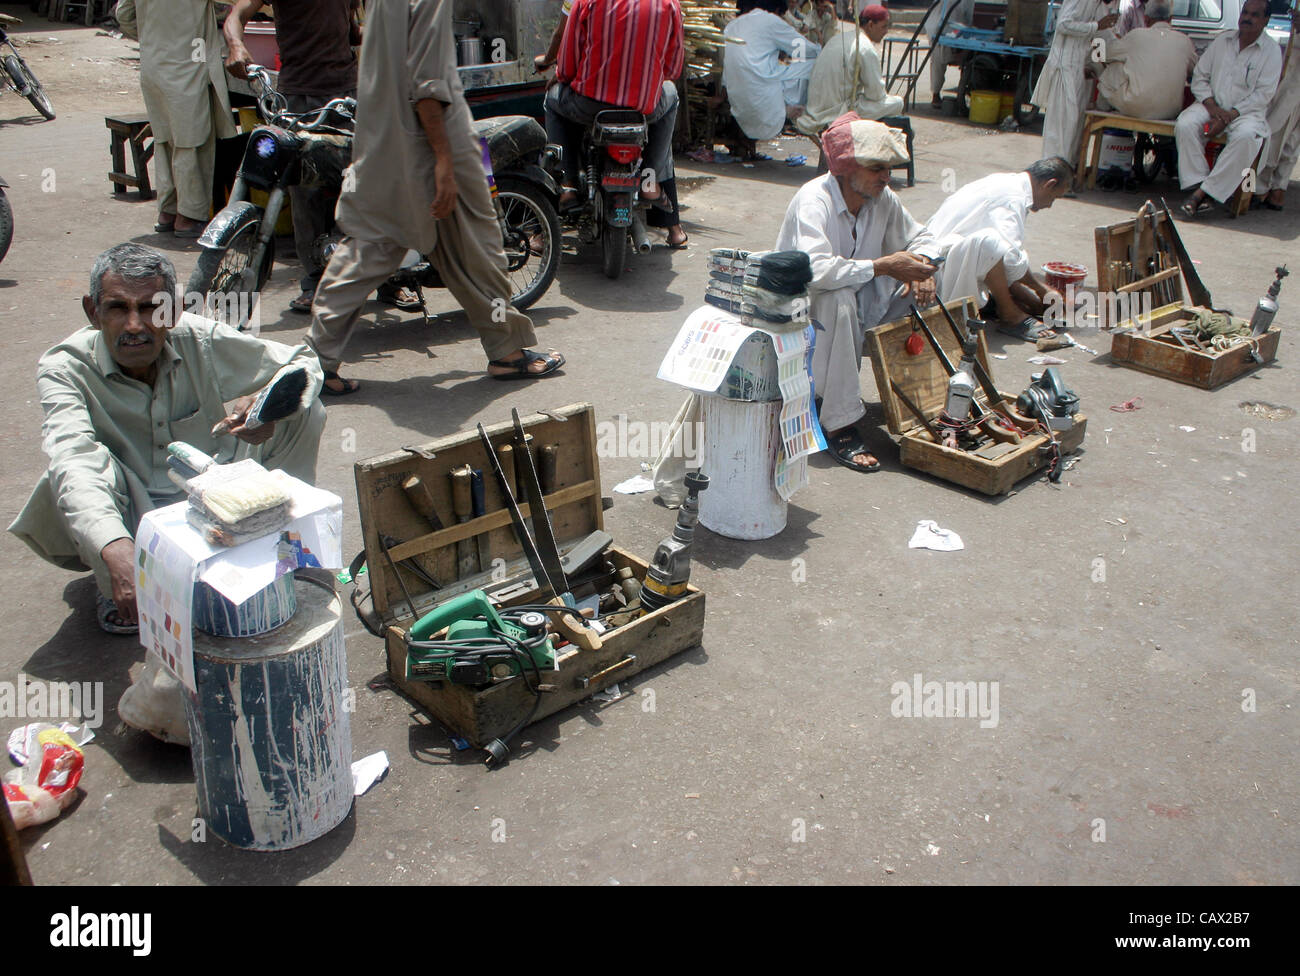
[1178,426,1196,432]
[909,520,964,552]
[1028,354,1067,365]
[352,751,390,796]
[592,683,625,703]
[613,474,655,494]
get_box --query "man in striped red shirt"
[546,0,686,243]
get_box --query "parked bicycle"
[1,13,55,121]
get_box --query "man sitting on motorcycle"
[306,0,566,392]
[545,0,688,247]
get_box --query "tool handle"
[496,443,517,497]
[402,475,445,531]
[540,444,559,495]
[470,469,486,517]
[549,597,602,651]
[450,465,472,520]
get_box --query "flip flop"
[173,225,204,239]
[153,221,175,233]
[1179,198,1213,218]
[488,349,565,380]
[96,593,138,635]
[665,231,689,250]
[288,291,315,313]
[321,369,360,396]
[995,316,1055,342]
[826,429,880,473]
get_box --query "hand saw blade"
[477,422,554,601]
[511,408,569,597]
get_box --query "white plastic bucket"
[698,396,786,540]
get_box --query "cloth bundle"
[705,248,814,329]
[1184,307,1250,341]
[184,458,292,547]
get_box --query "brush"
[211,367,311,436]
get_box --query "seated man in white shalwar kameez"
[1176,0,1281,217]
[796,3,903,135]
[723,0,821,142]
[1255,6,1300,211]
[926,157,1074,342]
[775,114,938,473]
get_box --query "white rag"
[909,520,964,552]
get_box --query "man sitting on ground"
[1096,0,1197,120]
[8,243,326,634]
[797,3,904,135]
[925,157,1074,342]
[1175,0,1281,218]
[775,113,938,473]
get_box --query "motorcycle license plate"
[601,174,640,188]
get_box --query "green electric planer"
[404,590,556,685]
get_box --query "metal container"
[458,36,484,66]
[192,571,297,638]
[186,574,353,851]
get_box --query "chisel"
[540,444,560,495]
[449,464,476,578]
[401,475,444,533]
[470,468,490,574]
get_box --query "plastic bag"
[3,724,85,830]
[651,394,701,509]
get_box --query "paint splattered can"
[192,572,297,638]
[185,572,352,851]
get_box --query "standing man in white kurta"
[1031,0,1119,163]
[926,158,1073,341]
[1175,0,1281,217]
[1256,7,1300,211]
[114,0,236,237]
[775,115,937,473]
[723,0,822,142]
[306,0,566,393]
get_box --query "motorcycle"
[190,65,560,329]
[549,109,654,280]
[0,176,12,265]
[0,13,55,121]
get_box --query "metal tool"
[449,464,476,578]
[477,423,554,598]
[539,443,559,495]
[511,409,568,598]
[639,471,708,611]
[1249,265,1288,336]
[932,303,1015,422]
[401,475,444,532]
[909,306,1021,444]
[890,379,943,443]
[1159,197,1211,307]
[470,468,490,574]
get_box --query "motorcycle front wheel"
[186,218,274,330]
[3,53,54,121]
[0,188,13,265]
[494,176,560,310]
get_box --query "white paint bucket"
[698,396,787,539]
[186,573,352,851]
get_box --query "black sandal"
[321,370,360,396]
[488,349,566,380]
[826,429,880,473]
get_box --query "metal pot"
[458,36,483,66]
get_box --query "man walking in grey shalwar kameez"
[306,0,565,393]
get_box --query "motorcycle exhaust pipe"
[630,212,652,256]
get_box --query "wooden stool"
[106,114,155,201]
[880,115,915,188]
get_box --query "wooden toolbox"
[865,299,1088,496]
[1094,205,1185,328]
[1097,207,1280,388]
[354,402,705,750]
[1109,302,1280,390]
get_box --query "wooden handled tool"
[449,465,476,578]
[547,596,602,651]
[540,443,559,495]
[496,443,517,498]
[401,475,444,532]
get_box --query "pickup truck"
[1172,0,1293,52]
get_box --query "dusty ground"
[0,8,1296,886]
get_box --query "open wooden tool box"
[354,402,705,754]
[865,299,1088,496]
[1097,205,1281,388]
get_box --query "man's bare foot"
[665,225,688,248]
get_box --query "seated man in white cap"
[775,112,938,473]
[925,157,1074,341]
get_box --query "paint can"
[192,571,297,638]
[185,572,352,851]
[698,395,786,540]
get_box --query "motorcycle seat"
[591,110,646,146]
[472,115,547,172]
